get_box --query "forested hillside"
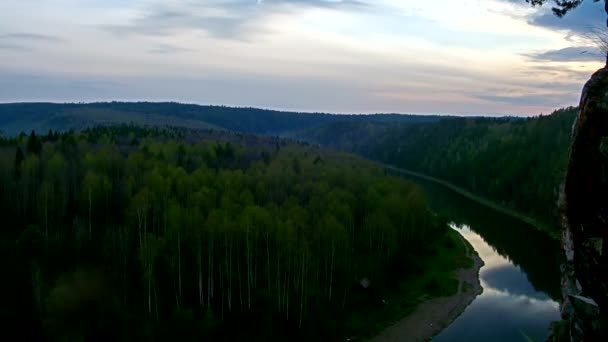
[1,126,469,341]
[298,107,577,230]
[0,102,442,136]
[0,102,576,231]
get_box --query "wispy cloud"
[527,1,605,37]
[526,46,602,62]
[0,71,124,102]
[0,43,30,51]
[474,93,574,107]
[0,32,66,52]
[147,44,194,54]
[0,0,600,115]
[0,32,65,43]
[101,0,369,40]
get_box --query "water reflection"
[404,176,562,301]
[391,175,563,340]
[433,225,560,342]
[483,265,550,301]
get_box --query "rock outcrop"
[555,66,608,341]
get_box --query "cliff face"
[557,66,608,340]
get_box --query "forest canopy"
[298,107,577,230]
[1,125,467,341]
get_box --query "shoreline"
[369,233,484,342]
[380,163,557,240]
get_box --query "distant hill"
[297,107,578,229]
[0,102,444,136]
[1,101,574,230]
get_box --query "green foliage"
[0,125,457,341]
[44,269,127,341]
[300,107,577,230]
[344,229,471,338]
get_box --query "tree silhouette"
[14,146,24,180]
[525,0,603,17]
[526,1,608,63]
[26,130,42,155]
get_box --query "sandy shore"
[369,235,484,342]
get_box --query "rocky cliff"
[554,66,608,341]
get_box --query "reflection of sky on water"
[483,265,552,301]
[433,224,560,342]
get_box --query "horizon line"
[0,100,576,118]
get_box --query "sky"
[0,0,606,116]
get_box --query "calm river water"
[405,177,562,341]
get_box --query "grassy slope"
[345,229,472,340]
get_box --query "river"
[404,176,563,341]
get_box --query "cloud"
[101,0,369,40]
[0,32,66,51]
[147,44,194,54]
[474,93,570,107]
[259,0,367,8]
[469,65,590,108]
[0,71,124,102]
[521,63,596,79]
[0,0,598,116]
[0,43,30,51]
[503,0,605,37]
[0,32,65,43]
[526,46,602,62]
[471,77,586,108]
[482,264,550,301]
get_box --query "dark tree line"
[0,102,443,137]
[0,125,454,341]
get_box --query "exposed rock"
[569,295,599,318]
[552,66,608,341]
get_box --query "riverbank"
[381,164,558,240]
[369,232,484,342]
